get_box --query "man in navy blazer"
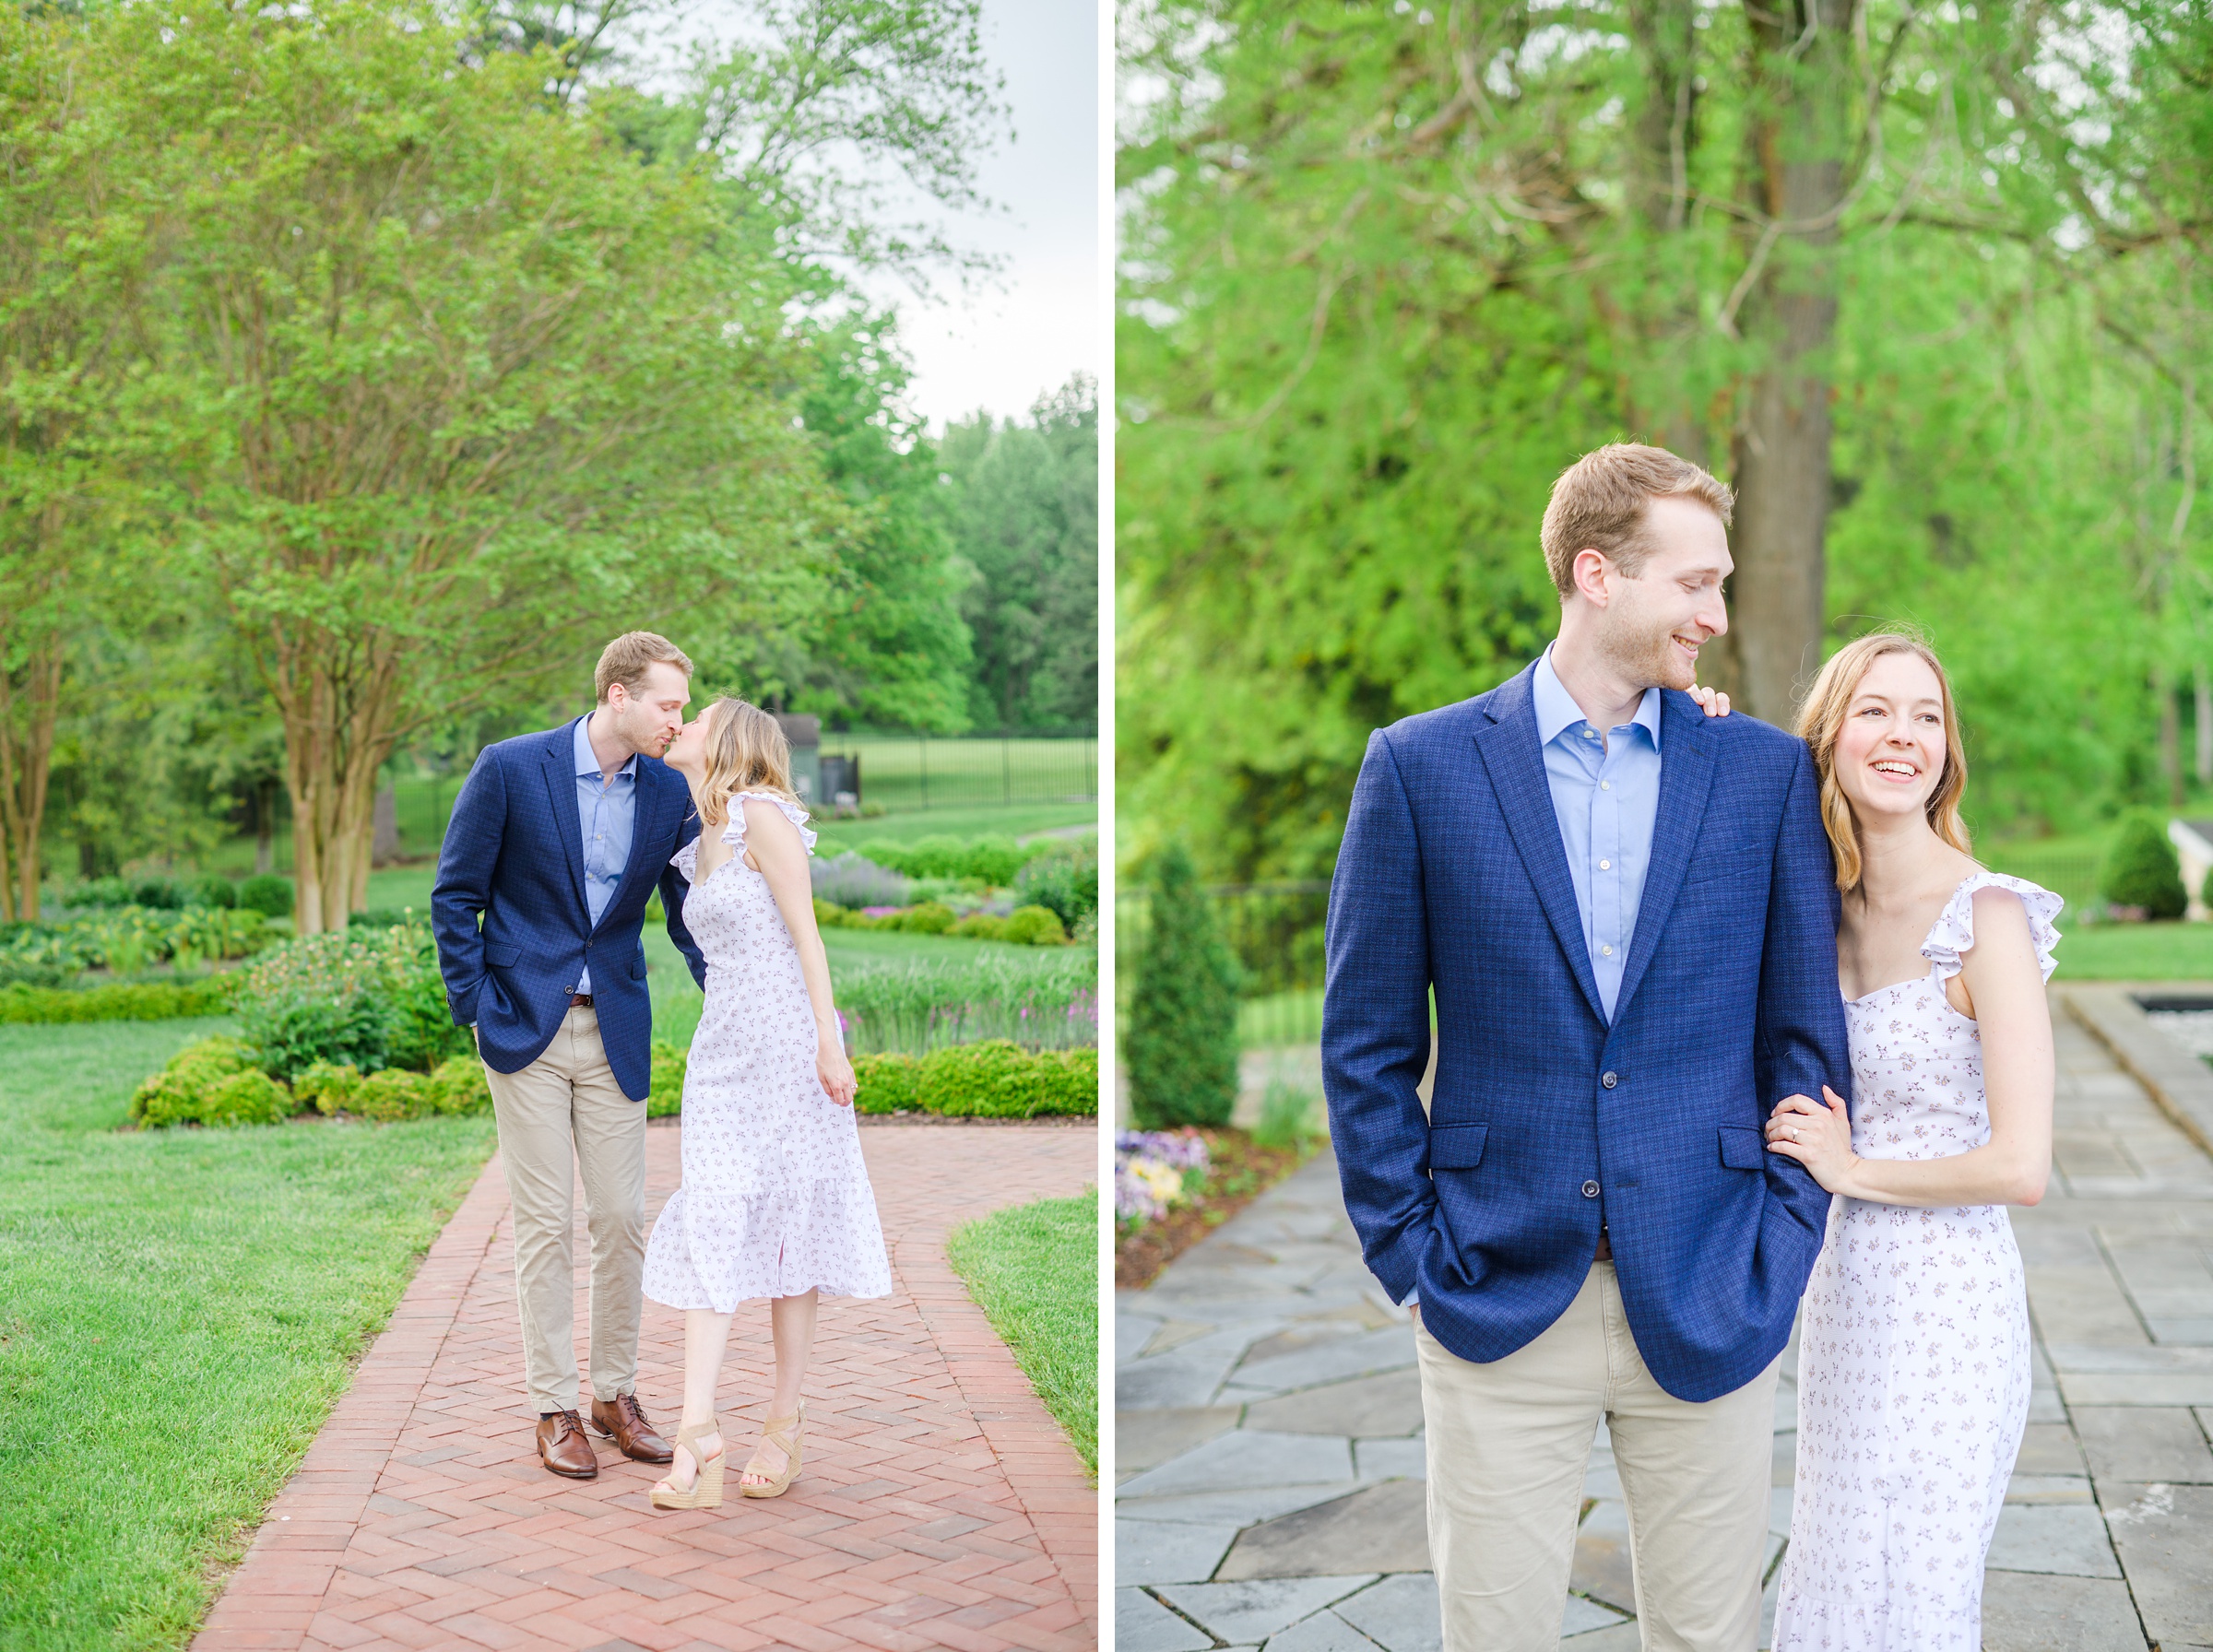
[1322,446,1850,1650]
[433,631,709,1480]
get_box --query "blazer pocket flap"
[1429,1123,1489,1170]
[484,943,522,969]
[1719,1125,1767,1170]
[629,956,647,980]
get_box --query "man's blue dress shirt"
[1406,651,1668,1309]
[572,715,637,995]
[1531,647,1663,1022]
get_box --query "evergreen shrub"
[1125,843,1242,1128]
[2101,811,2186,919]
[237,875,294,918]
[191,875,238,909]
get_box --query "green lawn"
[811,803,1095,856]
[945,1190,1098,1475]
[0,1020,495,1651]
[2051,920,2213,981]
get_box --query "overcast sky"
[893,0,1098,429]
[651,1,1098,430]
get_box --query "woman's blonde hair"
[1793,631,1972,891]
[698,697,801,827]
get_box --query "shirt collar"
[574,714,637,783]
[1533,646,1663,751]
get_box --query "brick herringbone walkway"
[194,1120,1098,1652]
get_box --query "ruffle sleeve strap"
[669,836,701,882]
[1921,870,2064,985]
[723,790,819,858]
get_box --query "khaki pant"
[1417,1261,1778,1652]
[481,1005,645,1415]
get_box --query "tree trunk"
[254,778,276,875]
[2158,664,2185,808]
[2196,663,2211,787]
[1729,0,1857,724]
[0,634,63,923]
[275,638,400,934]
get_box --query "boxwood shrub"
[130,1037,293,1128]
[855,1040,1095,1118]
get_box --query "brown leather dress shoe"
[536,1410,599,1479]
[589,1392,674,1464]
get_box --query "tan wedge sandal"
[649,1418,725,1510]
[740,1403,805,1499]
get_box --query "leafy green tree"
[1125,843,1242,1130]
[789,319,975,732]
[1117,1,2213,879]
[119,0,835,931]
[944,375,1098,731]
[0,8,152,917]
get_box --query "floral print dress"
[641,792,893,1311]
[1770,872,2061,1652]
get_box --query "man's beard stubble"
[1595,598,1698,694]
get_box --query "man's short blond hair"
[1540,443,1734,596]
[595,631,693,702]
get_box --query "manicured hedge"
[857,1040,1096,1118]
[0,976,237,1024]
[643,1041,1095,1119]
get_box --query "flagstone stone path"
[1117,996,2213,1651]
[194,1118,1098,1652]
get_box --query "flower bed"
[124,918,479,1128]
[0,903,275,986]
[1115,1127,1322,1290]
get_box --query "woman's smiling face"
[1834,649,1949,826]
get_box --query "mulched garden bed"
[1115,1127,1320,1290]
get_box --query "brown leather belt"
[1594,1227,1612,1262]
[569,993,595,1009]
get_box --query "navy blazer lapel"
[540,724,591,920]
[1612,691,1719,1020]
[1473,666,1607,1025]
[594,762,667,935]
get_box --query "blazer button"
[1601,1071,1618,1089]
[1582,1180,1601,1198]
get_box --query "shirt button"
[1582,1180,1601,1198]
[1601,944,1614,957]
[1600,781,1611,791]
[1602,1071,1618,1089]
[1599,859,1611,870]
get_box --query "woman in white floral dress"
[1752,635,2057,1650]
[640,698,892,1508]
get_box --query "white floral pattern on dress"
[1770,872,2060,1652]
[642,791,893,1311]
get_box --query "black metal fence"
[816,734,1097,812]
